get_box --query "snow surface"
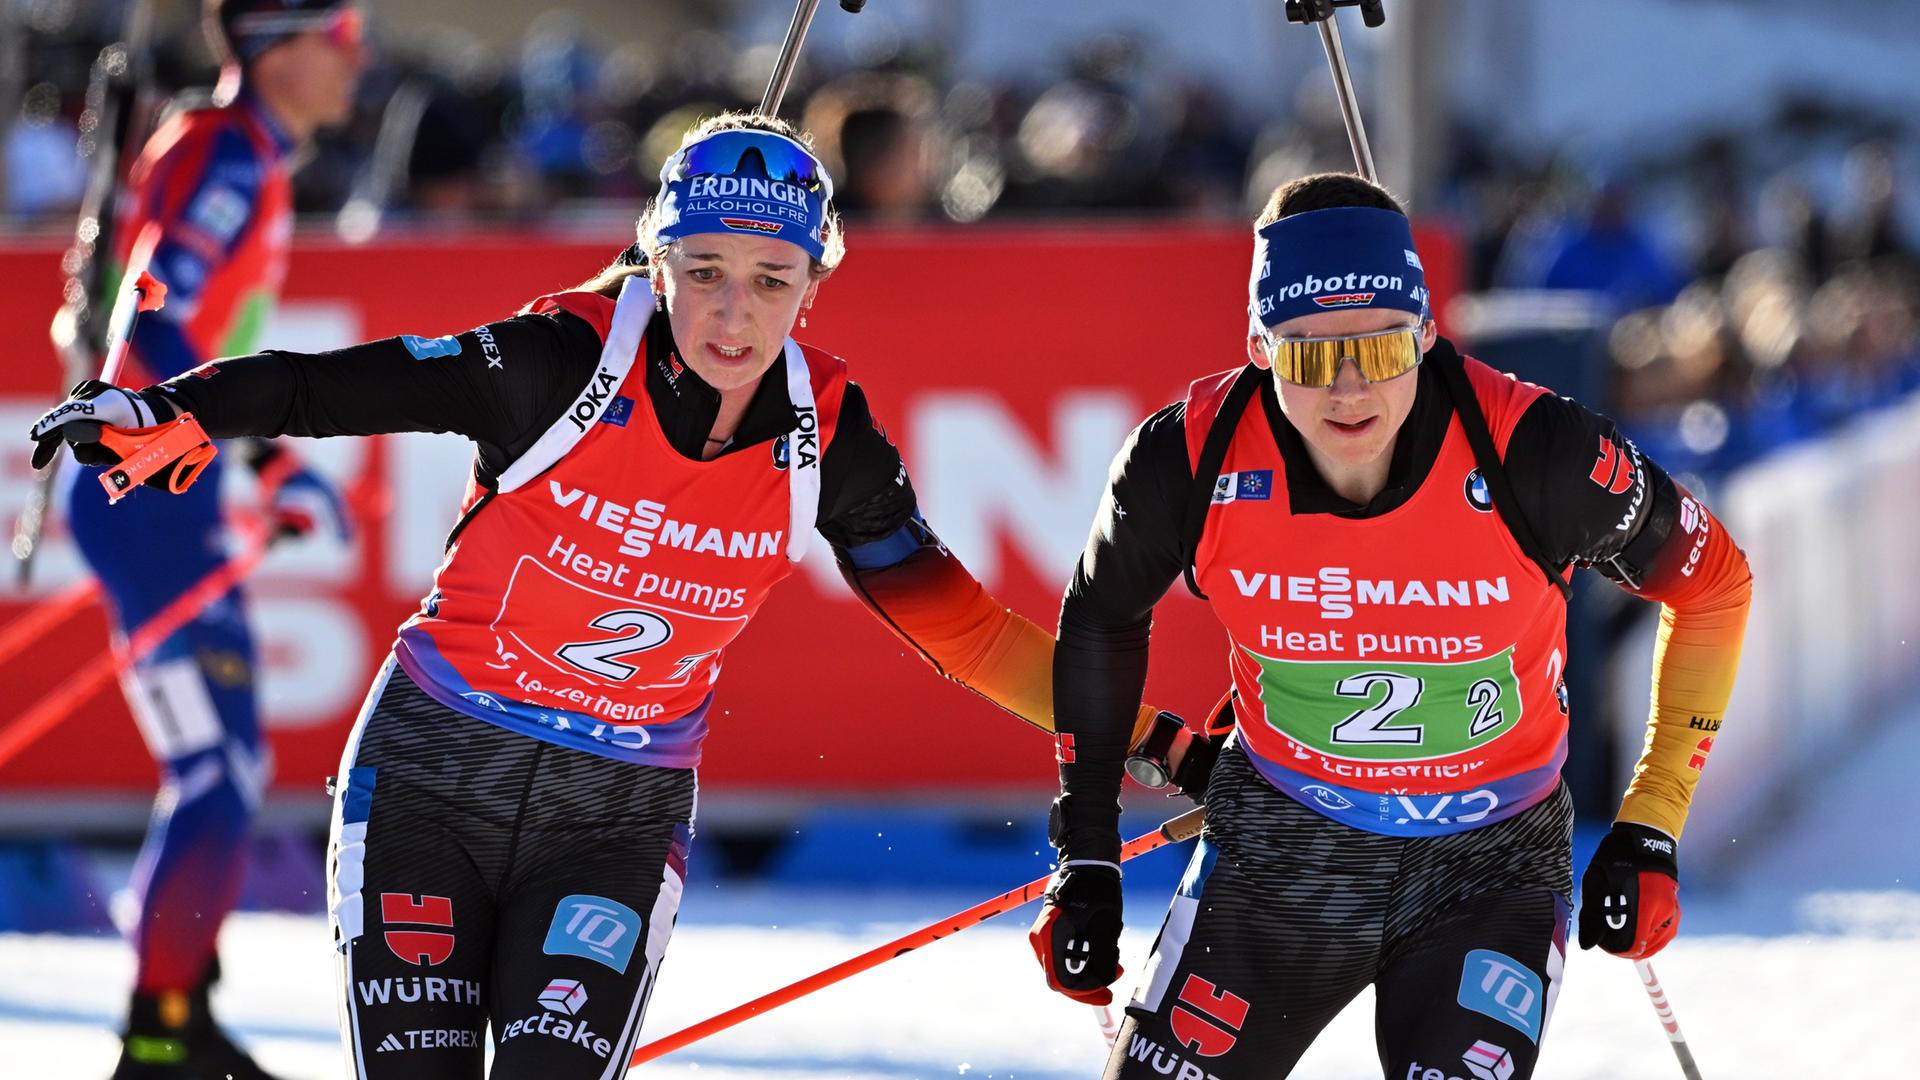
[6,714,1917,1079]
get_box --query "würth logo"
[382,893,455,967]
[1170,974,1249,1057]
[1588,436,1637,495]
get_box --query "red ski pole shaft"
[0,531,268,773]
[628,805,1206,1068]
[0,579,100,671]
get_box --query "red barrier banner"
[0,221,1459,798]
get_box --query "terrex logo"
[720,217,783,235]
[1230,566,1511,620]
[1314,291,1376,308]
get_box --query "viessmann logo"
[1229,566,1511,620]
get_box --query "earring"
[654,292,664,312]
[800,313,808,329]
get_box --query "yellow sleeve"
[1615,492,1754,839]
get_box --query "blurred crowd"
[6,2,1918,488]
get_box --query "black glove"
[1028,863,1124,1005]
[1578,821,1681,959]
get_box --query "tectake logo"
[1679,497,1700,534]
[538,978,588,1015]
[1462,1040,1515,1080]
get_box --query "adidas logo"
[376,1034,404,1053]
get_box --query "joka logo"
[1170,974,1249,1058]
[1588,435,1637,495]
[1464,469,1493,512]
[539,978,589,1015]
[1457,950,1542,1043]
[1314,291,1376,308]
[381,893,455,967]
[543,895,642,974]
[720,217,783,235]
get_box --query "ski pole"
[759,0,874,117]
[1635,959,1704,1080]
[1283,0,1387,182]
[627,805,1206,1068]
[0,523,269,773]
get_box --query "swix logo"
[566,367,621,432]
[1231,566,1510,620]
[381,893,455,967]
[1687,735,1714,771]
[720,217,783,235]
[354,976,482,1007]
[1055,733,1076,765]
[1314,291,1377,308]
[1638,835,1676,857]
[1170,975,1249,1058]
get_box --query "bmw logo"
[772,434,790,470]
[1464,469,1493,512]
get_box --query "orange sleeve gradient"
[1616,489,1754,839]
[846,547,1159,745]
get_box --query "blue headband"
[655,130,834,262]
[1250,206,1429,331]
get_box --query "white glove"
[28,381,174,470]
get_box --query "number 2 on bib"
[555,609,674,680]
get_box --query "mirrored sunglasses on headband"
[662,129,834,201]
[1264,325,1424,388]
[233,5,364,51]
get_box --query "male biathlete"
[53,3,363,1076]
[1029,173,1752,1080]
[33,112,1206,1080]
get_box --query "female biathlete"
[1028,173,1753,1080]
[30,112,1203,1079]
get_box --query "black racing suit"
[1053,341,1691,1080]
[153,301,924,1079]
